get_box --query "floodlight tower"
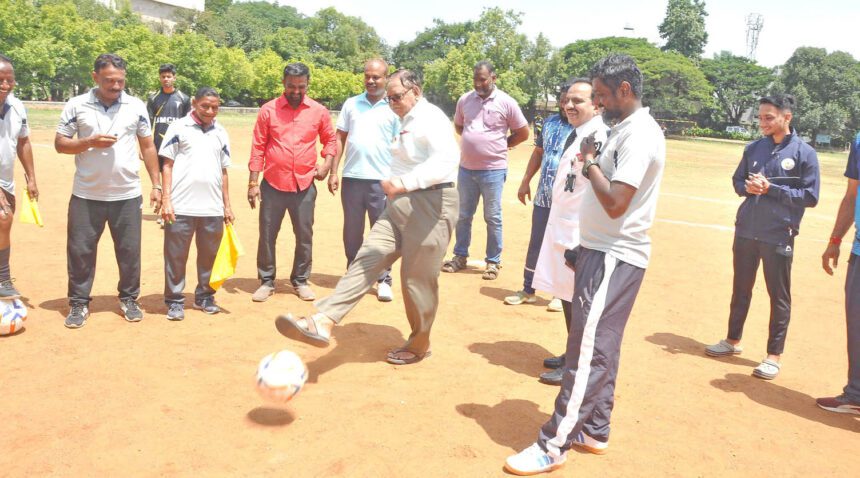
[746,13,764,60]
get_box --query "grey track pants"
[164,215,224,304]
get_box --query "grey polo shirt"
[0,94,28,195]
[158,115,231,217]
[57,89,152,201]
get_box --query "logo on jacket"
[781,158,796,171]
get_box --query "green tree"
[264,27,311,61]
[306,7,388,72]
[560,37,712,120]
[701,52,773,125]
[777,47,860,144]
[249,49,285,102]
[658,0,708,59]
[103,23,169,94]
[391,19,473,73]
[166,33,222,97]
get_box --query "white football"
[256,350,308,404]
[0,298,27,336]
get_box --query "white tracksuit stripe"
[546,254,617,456]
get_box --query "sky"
[277,0,860,67]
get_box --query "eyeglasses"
[387,88,413,103]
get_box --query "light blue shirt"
[336,92,400,180]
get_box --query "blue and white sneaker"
[572,430,609,455]
[504,443,566,476]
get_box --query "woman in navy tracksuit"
[706,94,820,380]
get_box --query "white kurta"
[532,116,608,300]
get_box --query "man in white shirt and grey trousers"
[275,69,459,366]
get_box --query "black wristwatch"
[582,158,601,179]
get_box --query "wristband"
[248,182,258,188]
[830,237,842,246]
[152,185,163,191]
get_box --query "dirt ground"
[1,109,857,477]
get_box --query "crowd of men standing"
[1,49,858,475]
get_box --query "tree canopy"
[659,0,709,59]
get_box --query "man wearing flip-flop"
[705,94,820,381]
[274,69,459,365]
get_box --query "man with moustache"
[328,59,400,302]
[55,53,163,328]
[248,62,337,303]
[442,60,529,280]
[505,55,665,475]
[275,70,459,366]
[0,54,39,300]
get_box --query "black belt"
[421,182,454,191]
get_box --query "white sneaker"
[504,443,566,476]
[546,297,563,312]
[377,282,393,302]
[572,430,609,455]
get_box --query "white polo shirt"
[158,114,231,217]
[336,92,400,180]
[390,98,459,191]
[0,95,28,195]
[579,107,665,268]
[57,89,152,201]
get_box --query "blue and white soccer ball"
[256,350,308,404]
[0,298,27,335]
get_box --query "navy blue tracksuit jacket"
[731,132,820,245]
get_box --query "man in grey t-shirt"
[506,55,665,475]
[55,53,162,329]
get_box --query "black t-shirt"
[147,89,191,150]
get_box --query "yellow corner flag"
[210,223,244,291]
[19,192,43,227]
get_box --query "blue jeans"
[453,167,506,264]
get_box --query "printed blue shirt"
[844,133,860,255]
[533,114,574,208]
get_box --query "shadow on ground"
[469,341,552,377]
[457,399,548,451]
[711,373,860,432]
[245,406,296,427]
[304,322,406,383]
[645,332,760,367]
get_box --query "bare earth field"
[1,109,857,477]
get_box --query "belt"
[421,182,454,191]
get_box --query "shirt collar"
[358,91,388,108]
[612,107,649,131]
[402,97,428,124]
[474,88,498,102]
[190,111,216,132]
[575,115,605,136]
[278,94,312,110]
[88,88,127,109]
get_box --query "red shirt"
[249,95,337,192]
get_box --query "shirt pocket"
[482,110,507,130]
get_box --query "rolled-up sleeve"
[249,107,269,172]
[57,103,78,138]
[318,109,337,158]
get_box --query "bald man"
[328,59,400,302]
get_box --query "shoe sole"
[752,369,777,380]
[572,442,608,455]
[504,298,537,305]
[296,293,315,301]
[166,315,184,321]
[377,295,393,303]
[120,305,143,322]
[192,304,220,315]
[705,349,742,357]
[546,305,562,312]
[538,377,562,386]
[64,318,87,329]
[274,315,330,348]
[252,292,273,302]
[817,403,860,415]
[503,462,565,476]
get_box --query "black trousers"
[727,235,793,355]
[256,179,316,287]
[67,195,142,305]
